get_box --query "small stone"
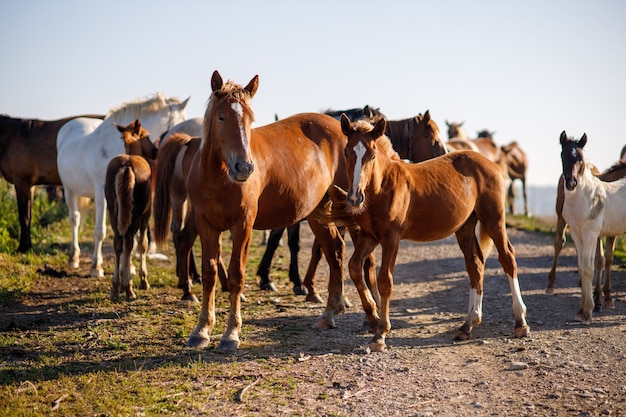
[509,361,529,370]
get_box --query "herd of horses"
[1,70,624,351]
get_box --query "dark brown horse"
[547,159,626,310]
[105,120,157,300]
[152,132,228,301]
[185,71,351,351]
[384,110,448,162]
[0,113,104,252]
[340,115,530,351]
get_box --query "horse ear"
[133,119,142,130]
[579,133,587,148]
[423,110,431,123]
[559,131,568,146]
[445,120,450,127]
[372,117,386,139]
[244,75,259,98]
[114,123,123,133]
[211,71,223,92]
[340,113,352,135]
[180,97,190,110]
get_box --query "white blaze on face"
[351,141,367,201]
[231,102,249,149]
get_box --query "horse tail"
[115,167,135,236]
[153,133,190,246]
[476,221,494,260]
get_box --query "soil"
[3,222,626,416]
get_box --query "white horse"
[559,131,626,324]
[57,93,189,277]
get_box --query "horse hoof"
[314,316,335,330]
[187,334,210,348]
[453,329,471,341]
[192,276,201,285]
[293,285,309,296]
[515,325,531,338]
[545,287,554,294]
[90,268,104,278]
[260,282,278,292]
[342,296,353,309]
[217,339,240,352]
[182,293,200,303]
[69,260,80,269]
[605,300,615,309]
[139,282,150,290]
[369,340,386,352]
[306,293,324,304]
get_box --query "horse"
[339,114,530,352]
[546,165,625,307]
[558,131,626,323]
[499,141,530,216]
[256,110,448,300]
[152,132,229,301]
[56,93,188,277]
[324,105,385,122]
[184,71,352,351]
[105,120,157,300]
[0,113,104,252]
[255,108,389,298]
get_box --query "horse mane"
[351,119,401,161]
[600,159,626,179]
[385,118,414,159]
[106,92,181,121]
[201,80,255,147]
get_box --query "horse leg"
[481,220,530,338]
[302,235,324,303]
[369,237,399,352]
[187,219,221,349]
[90,190,106,277]
[121,232,136,301]
[521,178,531,217]
[593,238,605,311]
[453,218,486,340]
[218,223,253,351]
[507,181,516,215]
[307,216,347,330]
[603,236,616,309]
[137,218,150,291]
[256,227,285,292]
[546,214,567,293]
[110,232,123,301]
[286,222,308,295]
[174,223,199,302]
[348,227,378,332]
[569,229,596,324]
[65,189,82,269]
[347,233,379,334]
[14,181,34,253]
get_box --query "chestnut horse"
[185,71,351,351]
[340,115,530,352]
[152,132,228,301]
[105,120,157,300]
[559,132,626,323]
[0,113,104,252]
[57,93,188,277]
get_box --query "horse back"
[250,113,347,228]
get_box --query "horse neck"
[106,107,181,142]
[385,119,413,160]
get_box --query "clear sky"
[1,0,624,186]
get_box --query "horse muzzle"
[228,158,255,183]
[564,176,577,191]
[347,189,365,208]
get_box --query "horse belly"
[254,183,328,230]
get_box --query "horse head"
[114,119,157,160]
[341,113,387,212]
[445,120,467,140]
[203,70,258,183]
[414,110,447,160]
[560,130,588,191]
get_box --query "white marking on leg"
[351,141,367,202]
[468,288,483,325]
[507,275,527,319]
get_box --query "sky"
[1,0,625,186]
